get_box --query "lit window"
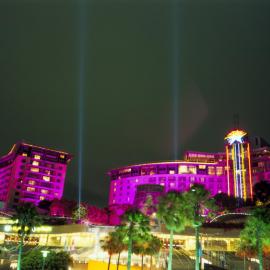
[135,179,139,183]
[32,161,39,166]
[34,155,41,160]
[200,177,205,182]
[45,170,51,175]
[179,165,188,174]
[216,167,223,176]
[60,154,65,159]
[27,187,35,192]
[41,189,48,194]
[170,182,175,186]
[28,180,35,185]
[31,168,39,173]
[114,188,116,192]
[169,170,175,175]
[40,196,45,200]
[150,170,155,175]
[43,176,50,182]
[208,167,215,175]
[189,166,197,174]
[199,165,206,169]
[113,200,116,203]
[22,153,27,157]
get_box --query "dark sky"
[1,0,270,207]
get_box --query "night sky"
[1,0,270,207]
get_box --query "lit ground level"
[0,218,269,270]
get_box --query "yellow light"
[31,167,39,172]
[225,130,247,145]
[247,143,253,199]
[34,155,41,160]
[43,176,50,182]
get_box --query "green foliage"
[157,191,188,232]
[185,184,217,226]
[121,209,151,243]
[240,207,270,251]
[21,249,72,270]
[12,203,42,237]
[72,204,87,223]
[101,230,127,256]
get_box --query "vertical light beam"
[77,0,87,209]
[171,0,180,160]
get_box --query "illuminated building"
[108,130,270,206]
[0,142,71,209]
[225,130,253,200]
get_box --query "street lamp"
[41,250,50,270]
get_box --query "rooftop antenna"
[233,113,240,129]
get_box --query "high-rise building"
[225,130,253,200]
[0,142,71,209]
[108,129,270,206]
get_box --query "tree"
[239,207,270,270]
[157,191,188,270]
[214,192,238,212]
[254,180,270,206]
[185,184,217,270]
[72,203,87,223]
[120,209,151,270]
[21,249,72,270]
[101,230,126,270]
[145,235,162,270]
[12,203,42,270]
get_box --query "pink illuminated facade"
[108,131,270,206]
[0,142,71,209]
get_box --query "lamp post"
[192,188,201,270]
[41,250,49,270]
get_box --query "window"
[28,180,35,185]
[22,153,27,157]
[199,165,206,169]
[189,166,197,174]
[27,187,35,192]
[208,167,215,175]
[179,165,188,174]
[60,154,65,159]
[31,167,39,173]
[32,161,39,166]
[169,170,175,175]
[41,189,48,194]
[40,196,45,200]
[34,155,41,160]
[43,176,50,182]
[216,167,223,176]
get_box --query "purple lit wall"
[0,142,72,209]
[108,137,270,206]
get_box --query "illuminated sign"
[4,225,52,233]
[225,130,247,145]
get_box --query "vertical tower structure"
[225,130,253,200]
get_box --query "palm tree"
[240,207,270,270]
[12,203,42,270]
[185,184,217,270]
[121,209,150,270]
[145,235,162,270]
[157,191,187,270]
[101,230,126,270]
